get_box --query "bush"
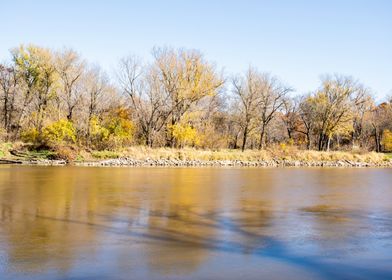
[168,123,199,148]
[89,108,134,150]
[21,128,40,143]
[382,129,392,152]
[52,146,78,161]
[42,119,76,146]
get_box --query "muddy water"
[0,166,392,280]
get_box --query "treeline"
[1,44,391,152]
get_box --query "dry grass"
[0,141,390,164]
[120,146,272,161]
[98,145,389,163]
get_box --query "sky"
[1,0,391,100]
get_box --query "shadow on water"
[2,167,392,279]
[31,204,392,280]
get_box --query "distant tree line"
[1,44,391,152]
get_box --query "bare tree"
[56,49,85,121]
[297,94,317,149]
[281,96,300,140]
[118,56,170,146]
[256,74,292,149]
[232,67,260,151]
[84,66,110,142]
[0,63,19,137]
[370,102,392,152]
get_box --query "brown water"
[0,166,392,280]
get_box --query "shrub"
[52,146,78,161]
[382,129,392,152]
[168,123,199,148]
[89,108,134,150]
[21,128,40,143]
[89,116,110,149]
[42,119,77,146]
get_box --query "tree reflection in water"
[1,166,392,280]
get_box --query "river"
[0,166,392,279]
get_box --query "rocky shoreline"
[2,157,392,167]
[73,158,392,168]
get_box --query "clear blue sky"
[2,0,391,100]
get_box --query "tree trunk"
[306,133,311,150]
[326,136,331,151]
[374,127,380,152]
[287,128,292,139]
[318,133,323,151]
[258,125,266,150]
[241,125,248,152]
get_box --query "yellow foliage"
[89,116,109,140]
[21,128,40,143]
[42,119,76,145]
[13,44,59,97]
[382,129,392,152]
[89,108,134,150]
[168,123,199,148]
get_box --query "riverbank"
[73,158,392,167]
[1,143,391,167]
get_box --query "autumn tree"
[12,45,59,138]
[311,75,366,151]
[151,47,224,147]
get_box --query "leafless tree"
[56,49,85,121]
[0,63,19,137]
[256,73,292,149]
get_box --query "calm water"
[0,166,392,280]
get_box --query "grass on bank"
[0,142,391,163]
[384,153,392,160]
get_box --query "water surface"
[0,166,392,280]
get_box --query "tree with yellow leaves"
[12,45,59,135]
[152,47,224,147]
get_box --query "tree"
[297,94,317,149]
[12,45,58,134]
[118,56,170,146]
[56,49,85,121]
[370,102,392,152]
[312,75,364,151]
[232,67,261,151]
[281,96,300,141]
[152,47,224,147]
[256,73,291,149]
[0,63,19,137]
[352,90,373,148]
[84,66,111,144]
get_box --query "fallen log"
[10,150,30,158]
[0,159,23,164]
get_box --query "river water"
[0,166,391,280]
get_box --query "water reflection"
[0,166,392,279]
